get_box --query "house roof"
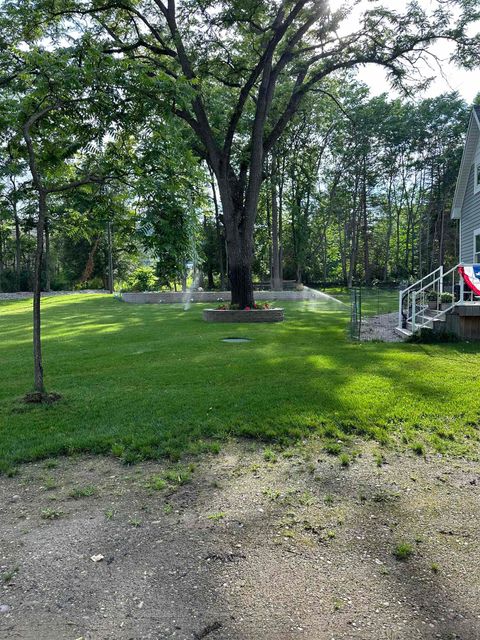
[451,106,480,219]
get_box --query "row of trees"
[1,0,479,396]
[0,87,472,293]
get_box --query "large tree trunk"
[226,221,254,307]
[33,190,47,393]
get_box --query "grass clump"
[41,507,64,520]
[68,485,97,499]
[207,512,226,521]
[339,453,350,467]
[393,542,414,561]
[263,448,277,463]
[1,566,19,584]
[324,441,342,456]
[411,442,426,456]
[145,475,167,491]
[162,464,194,486]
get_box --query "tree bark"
[107,221,114,293]
[270,155,282,290]
[33,190,47,393]
[208,167,226,290]
[14,209,21,291]
[44,219,51,292]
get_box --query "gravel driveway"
[0,441,479,640]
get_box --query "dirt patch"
[0,442,479,639]
[361,312,403,342]
[22,392,62,405]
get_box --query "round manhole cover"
[222,337,252,343]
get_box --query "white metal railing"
[397,263,477,334]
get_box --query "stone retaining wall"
[120,286,339,305]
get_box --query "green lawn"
[0,294,479,472]
[322,286,399,316]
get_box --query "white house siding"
[460,165,480,263]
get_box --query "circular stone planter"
[203,308,284,323]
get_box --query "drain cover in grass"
[222,337,252,343]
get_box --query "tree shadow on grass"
[0,297,479,470]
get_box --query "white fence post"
[398,290,403,328]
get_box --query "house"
[451,105,480,264]
[396,106,480,339]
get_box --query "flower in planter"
[245,306,251,311]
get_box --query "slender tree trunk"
[14,209,21,291]
[0,228,4,294]
[44,219,51,292]
[270,156,282,290]
[209,168,226,290]
[107,221,114,293]
[383,176,394,282]
[33,190,47,393]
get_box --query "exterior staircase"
[396,263,477,338]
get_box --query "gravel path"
[361,312,403,342]
[0,441,479,640]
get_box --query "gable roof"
[451,106,480,219]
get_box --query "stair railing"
[398,263,473,333]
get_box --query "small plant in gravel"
[1,566,19,584]
[105,508,115,520]
[41,507,64,520]
[43,477,57,490]
[431,562,440,573]
[333,599,343,611]
[163,503,173,515]
[298,490,316,506]
[145,475,167,491]
[339,453,350,467]
[43,460,58,469]
[207,512,226,521]
[263,448,277,463]
[374,452,386,467]
[324,494,334,506]
[163,464,194,486]
[129,517,142,527]
[324,441,342,456]
[262,488,281,501]
[69,485,97,499]
[411,442,426,456]
[393,542,414,561]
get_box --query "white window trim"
[475,150,480,195]
[474,227,480,264]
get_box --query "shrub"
[440,292,453,303]
[125,266,157,292]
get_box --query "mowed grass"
[0,293,479,472]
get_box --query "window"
[475,229,480,263]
